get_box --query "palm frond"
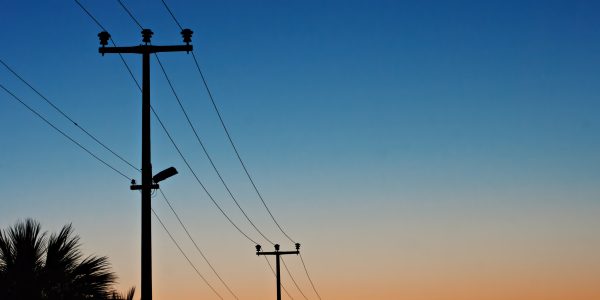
[0,219,125,300]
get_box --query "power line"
[299,253,322,300]
[264,256,294,300]
[155,2,324,299]
[151,103,260,245]
[75,0,263,245]
[72,2,263,298]
[189,20,327,300]
[113,0,263,247]
[159,0,183,30]
[2,71,225,299]
[1,53,232,300]
[2,76,224,298]
[113,39,142,91]
[0,83,132,180]
[0,58,140,173]
[76,2,321,298]
[281,257,309,300]
[1,78,224,299]
[76,0,142,91]
[193,50,297,244]
[151,208,224,300]
[159,189,239,300]
[75,0,145,92]
[116,0,144,30]
[155,2,323,298]
[154,54,275,245]
[73,0,107,31]
[159,0,297,245]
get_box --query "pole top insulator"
[181,28,193,45]
[274,244,280,251]
[98,31,111,47]
[141,29,154,44]
[295,243,301,250]
[255,244,262,252]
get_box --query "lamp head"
[153,167,178,183]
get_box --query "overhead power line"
[152,208,224,300]
[74,0,142,90]
[75,0,263,246]
[152,104,261,245]
[116,0,144,30]
[2,77,225,298]
[299,253,322,300]
[0,83,132,180]
[191,51,297,244]
[281,257,309,300]
[0,58,139,173]
[74,0,107,31]
[159,0,297,245]
[1,57,227,300]
[155,1,323,299]
[72,2,252,298]
[159,189,239,300]
[154,54,275,245]
[73,2,321,299]
[114,0,273,246]
[159,0,183,30]
[119,2,263,246]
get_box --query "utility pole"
[256,243,301,300]
[98,29,192,300]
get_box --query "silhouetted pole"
[98,29,192,300]
[256,243,301,300]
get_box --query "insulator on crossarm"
[181,28,193,45]
[98,31,111,47]
[141,29,154,44]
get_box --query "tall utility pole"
[98,29,192,300]
[256,243,301,300]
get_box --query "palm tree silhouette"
[0,219,134,300]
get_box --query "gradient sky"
[1,1,600,299]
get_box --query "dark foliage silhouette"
[109,287,135,300]
[0,219,133,300]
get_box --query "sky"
[1,0,600,299]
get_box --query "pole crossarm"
[257,251,299,256]
[100,44,192,54]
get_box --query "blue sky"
[1,1,599,299]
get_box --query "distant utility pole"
[256,243,301,300]
[98,28,192,300]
